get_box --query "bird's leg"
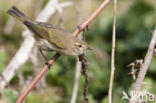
[86,25,89,31]
[39,49,51,69]
[39,49,46,61]
[77,25,84,31]
[77,25,89,41]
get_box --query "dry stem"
[129,28,156,103]
[79,54,89,103]
[108,0,117,103]
[70,57,81,103]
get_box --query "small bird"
[7,6,90,61]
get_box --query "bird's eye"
[78,45,82,48]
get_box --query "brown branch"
[108,0,117,103]
[129,29,156,103]
[16,53,60,103]
[16,0,112,103]
[79,30,89,103]
[79,54,89,103]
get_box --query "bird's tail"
[7,6,48,39]
[6,6,28,22]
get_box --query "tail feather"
[7,6,48,39]
[7,6,27,22]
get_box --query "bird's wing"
[37,22,72,49]
[37,22,55,28]
[48,28,71,49]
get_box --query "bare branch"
[70,6,82,103]
[70,58,81,103]
[0,36,35,89]
[129,28,156,103]
[133,29,156,90]
[108,0,117,103]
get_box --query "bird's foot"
[77,25,89,31]
[45,62,52,70]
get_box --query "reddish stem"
[16,53,60,103]
[73,0,112,36]
[16,0,112,103]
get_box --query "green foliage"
[24,89,63,103]
[0,51,7,73]
[22,62,33,79]
[101,96,108,103]
[149,58,156,73]
[3,88,17,103]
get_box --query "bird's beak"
[87,47,92,50]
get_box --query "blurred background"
[0,0,156,103]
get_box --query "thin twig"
[70,5,82,103]
[16,0,112,103]
[73,0,112,36]
[133,29,156,90]
[70,58,81,103]
[129,28,156,103]
[108,0,117,103]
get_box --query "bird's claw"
[45,62,52,69]
[77,25,89,31]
